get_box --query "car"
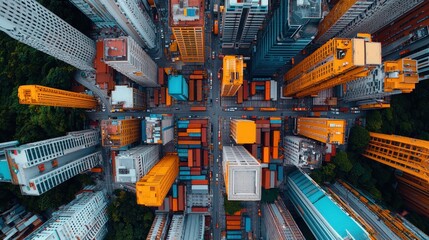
[175,107,180,110]
[216,97,219,102]
[351,110,361,114]
[211,51,216,60]
[216,223,219,229]
[332,111,340,115]
[216,158,219,163]
[217,71,221,79]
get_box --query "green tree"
[261,188,279,203]
[224,196,242,215]
[321,163,336,183]
[333,151,353,173]
[310,169,323,184]
[366,110,383,132]
[348,126,370,153]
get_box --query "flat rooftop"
[170,0,204,26]
[104,38,127,61]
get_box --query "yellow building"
[136,154,179,206]
[18,85,97,109]
[170,0,204,63]
[100,119,141,149]
[230,119,256,144]
[363,133,429,182]
[297,117,346,144]
[221,55,245,96]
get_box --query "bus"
[213,20,219,35]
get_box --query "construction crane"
[342,58,419,106]
[338,180,421,240]
[363,132,429,183]
[18,85,97,109]
[315,0,424,44]
[283,33,382,98]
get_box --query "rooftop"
[170,0,204,26]
[103,38,127,61]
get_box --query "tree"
[224,196,242,215]
[333,151,353,173]
[261,188,279,203]
[310,170,323,184]
[321,163,336,183]
[348,126,370,153]
[366,110,383,132]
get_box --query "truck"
[213,4,218,16]
[213,20,219,35]
[260,107,277,112]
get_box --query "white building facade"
[222,146,261,201]
[115,145,160,183]
[104,37,158,87]
[284,136,322,169]
[4,130,101,196]
[25,190,108,240]
[69,0,117,29]
[111,85,145,110]
[0,0,95,71]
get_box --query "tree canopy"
[348,126,370,153]
[107,190,154,240]
[224,195,242,215]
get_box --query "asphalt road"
[83,2,366,239]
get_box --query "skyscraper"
[68,0,117,29]
[3,130,101,196]
[221,0,268,49]
[18,85,98,109]
[100,118,141,149]
[136,154,179,206]
[221,55,245,97]
[286,169,369,239]
[284,136,323,169]
[222,146,261,201]
[262,197,305,240]
[114,145,160,183]
[70,0,157,49]
[170,0,205,63]
[0,0,96,71]
[104,37,158,87]
[251,0,321,76]
[363,132,429,182]
[297,117,346,144]
[26,189,108,239]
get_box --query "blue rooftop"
[0,160,12,182]
[168,75,188,101]
[287,170,369,240]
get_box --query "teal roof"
[0,160,12,182]
[288,170,369,239]
[168,75,188,100]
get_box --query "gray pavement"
[82,2,366,239]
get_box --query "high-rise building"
[18,85,98,109]
[286,169,369,239]
[396,173,429,218]
[251,0,322,76]
[0,204,43,240]
[221,55,245,97]
[297,117,346,144]
[0,141,19,182]
[142,114,175,145]
[262,197,305,240]
[168,75,189,101]
[166,215,185,240]
[114,145,160,183]
[183,214,205,240]
[284,136,323,169]
[170,0,205,63]
[25,189,108,240]
[100,118,141,149]
[342,58,419,104]
[221,0,268,49]
[363,132,429,182]
[147,213,169,240]
[230,119,256,144]
[104,37,158,87]
[111,85,146,110]
[3,130,101,196]
[136,154,179,206]
[222,146,261,201]
[70,0,157,49]
[68,0,116,29]
[0,0,95,71]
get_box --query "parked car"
[211,51,216,60]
